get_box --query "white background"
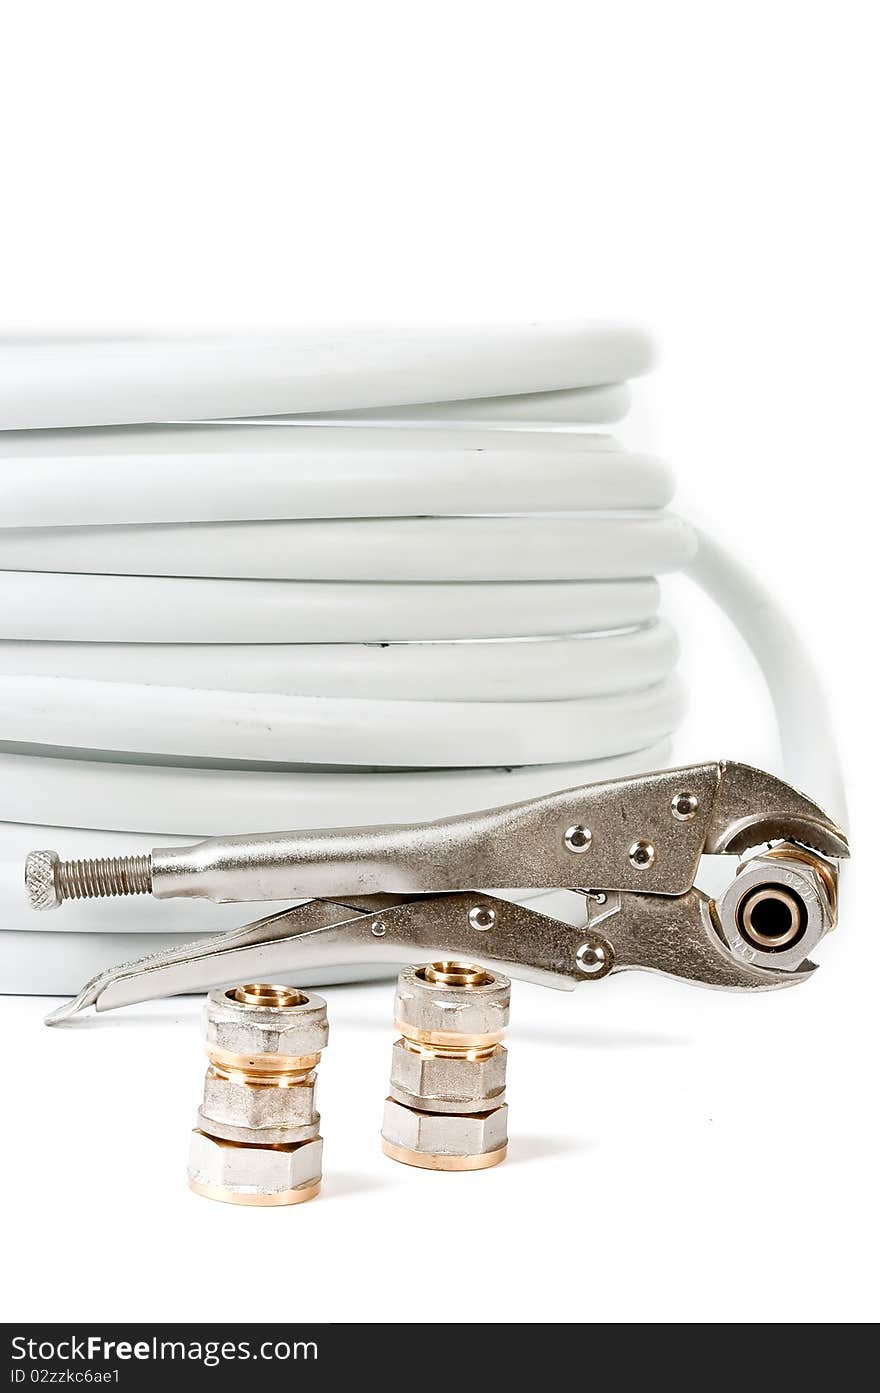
[0,0,876,1324]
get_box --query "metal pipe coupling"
[187,982,328,1205]
[381,961,510,1171]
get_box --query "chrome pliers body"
[33,760,849,1024]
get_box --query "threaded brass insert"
[231,983,307,1008]
[420,961,493,988]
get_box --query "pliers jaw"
[705,761,848,860]
[699,761,846,984]
[35,760,848,1023]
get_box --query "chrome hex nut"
[715,849,835,973]
[395,965,510,1040]
[187,1130,323,1205]
[388,1039,507,1113]
[204,987,328,1059]
[198,1068,320,1145]
[381,1096,508,1158]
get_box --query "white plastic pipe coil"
[0,324,842,992]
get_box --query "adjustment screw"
[371,921,387,937]
[671,792,699,822]
[628,839,656,869]
[564,825,593,854]
[468,905,496,932]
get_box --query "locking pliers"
[29,760,848,1024]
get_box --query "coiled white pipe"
[0,323,843,991]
